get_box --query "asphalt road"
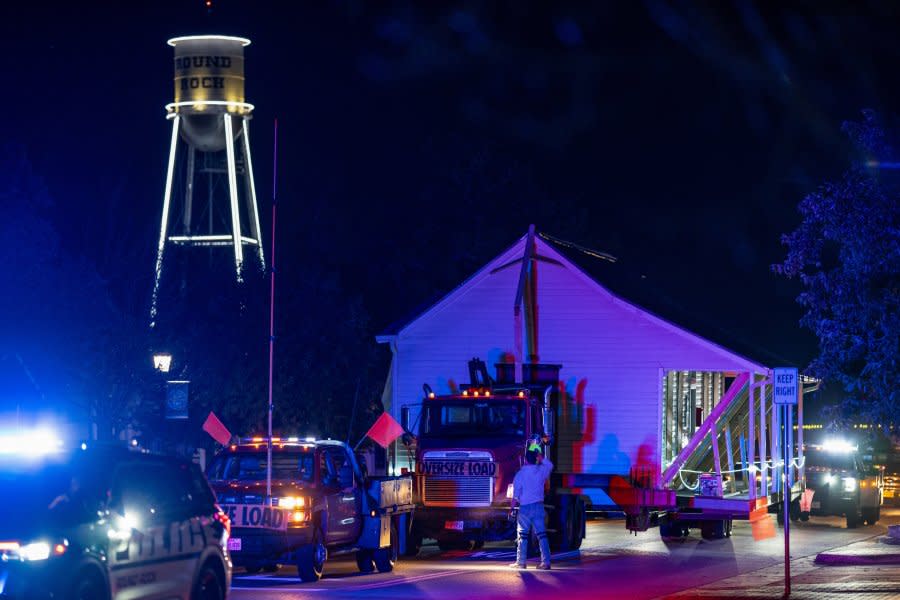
[230,508,900,600]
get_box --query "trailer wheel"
[374,524,399,573]
[701,520,726,540]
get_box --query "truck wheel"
[356,550,375,573]
[549,495,576,552]
[296,526,327,582]
[374,524,399,573]
[404,523,423,557]
[862,507,880,525]
[846,511,861,529]
[571,499,585,550]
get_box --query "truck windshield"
[806,448,857,471]
[206,452,315,482]
[422,401,525,437]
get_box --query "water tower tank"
[167,35,253,152]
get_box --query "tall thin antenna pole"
[266,118,278,501]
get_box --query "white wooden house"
[377,229,769,507]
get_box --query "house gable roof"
[378,229,772,372]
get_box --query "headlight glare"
[842,477,857,492]
[277,496,305,510]
[20,542,51,561]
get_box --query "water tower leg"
[223,113,244,280]
[183,147,195,235]
[151,116,181,320]
[241,117,265,270]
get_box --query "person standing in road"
[510,437,553,570]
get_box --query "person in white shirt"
[510,438,553,569]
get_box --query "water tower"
[152,35,264,315]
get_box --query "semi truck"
[205,438,414,582]
[400,359,587,554]
[401,359,807,550]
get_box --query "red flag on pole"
[365,412,405,449]
[203,412,232,446]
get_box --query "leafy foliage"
[774,111,900,423]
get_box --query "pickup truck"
[804,441,882,528]
[205,437,414,582]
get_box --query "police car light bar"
[0,429,63,456]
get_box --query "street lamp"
[152,352,172,373]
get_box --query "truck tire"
[296,526,327,582]
[549,495,577,552]
[356,550,375,573]
[404,523,423,557]
[374,524,399,573]
[846,510,861,529]
[571,498,585,550]
[862,506,880,525]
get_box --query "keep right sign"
[773,367,799,405]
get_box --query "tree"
[774,111,900,424]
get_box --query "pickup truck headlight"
[277,496,306,510]
[842,477,857,492]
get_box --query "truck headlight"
[277,496,305,509]
[842,477,857,492]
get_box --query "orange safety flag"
[365,412,406,449]
[799,489,815,512]
[203,412,232,446]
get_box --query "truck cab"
[404,360,586,553]
[804,440,882,528]
[206,437,413,582]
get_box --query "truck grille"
[423,472,493,507]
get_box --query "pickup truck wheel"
[296,526,327,582]
[356,550,375,573]
[374,524,399,573]
[862,507,880,525]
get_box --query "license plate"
[444,520,464,531]
[227,537,242,552]
[811,501,820,509]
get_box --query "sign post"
[773,367,799,597]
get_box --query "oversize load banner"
[420,461,497,477]
[221,504,289,531]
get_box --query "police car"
[0,439,231,600]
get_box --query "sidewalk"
[663,534,900,599]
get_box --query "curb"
[815,552,900,566]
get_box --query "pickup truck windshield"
[423,401,525,437]
[806,448,858,472]
[206,452,315,482]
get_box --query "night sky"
[4,1,900,427]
